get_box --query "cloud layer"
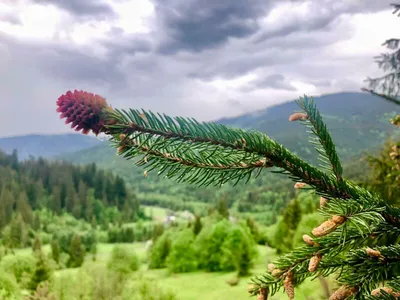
[0,0,397,137]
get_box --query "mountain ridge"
[0,133,101,160]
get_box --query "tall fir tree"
[77,180,88,219]
[29,251,53,291]
[51,239,60,265]
[16,191,33,225]
[32,211,41,231]
[67,234,85,268]
[9,214,26,249]
[32,235,42,254]
[193,215,203,236]
[216,198,229,219]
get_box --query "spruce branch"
[114,133,271,187]
[103,106,381,203]
[362,4,400,103]
[383,38,400,50]
[361,88,400,106]
[294,95,343,182]
[392,3,400,17]
[250,198,400,299]
[56,90,381,203]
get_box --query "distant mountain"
[0,133,101,160]
[218,92,399,160]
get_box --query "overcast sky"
[0,0,398,137]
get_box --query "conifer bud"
[140,113,148,123]
[283,271,295,300]
[271,268,284,277]
[312,215,345,237]
[247,284,255,293]
[117,146,126,154]
[308,254,322,272]
[257,288,269,300]
[391,115,400,127]
[312,219,339,237]
[366,247,381,258]
[294,182,307,189]
[331,215,346,225]
[302,234,320,247]
[371,287,399,297]
[320,197,328,208]
[255,159,267,167]
[144,170,148,177]
[289,112,308,122]
[119,134,126,141]
[329,285,357,300]
[267,263,276,272]
[390,151,398,160]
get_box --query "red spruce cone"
[56,90,108,135]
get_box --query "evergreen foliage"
[193,215,203,235]
[0,273,20,299]
[148,218,257,276]
[32,212,41,232]
[0,150,143,231]
[50,239,60,265]
[31,235,42,254]
[107,245,139,274]
[67,234,85,268]
[26,281,57,300]
[0,254,35,287]
[28,252,53,291]
[167,229,198,273]
[149,232,172,269]
[8,214,27,249]
[365,139,400,206]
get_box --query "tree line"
[0,149,144,230]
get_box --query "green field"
[6,243,333,300]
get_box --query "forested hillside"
[0,149,143,231]
[218,92,399,160]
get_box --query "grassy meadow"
[6,241,332,300]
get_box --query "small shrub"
[29,252,53,291]
[0,254,35,286]
[167,229,197,273]
[25,281,57,300]
[107,245,139,274]
[122,278,177,300]
[67,234,85,268]
[220,225,257,276]
[50,239,60,265]
[0,273,20,299]
[194,219,231,272]
[149,232,172,269]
